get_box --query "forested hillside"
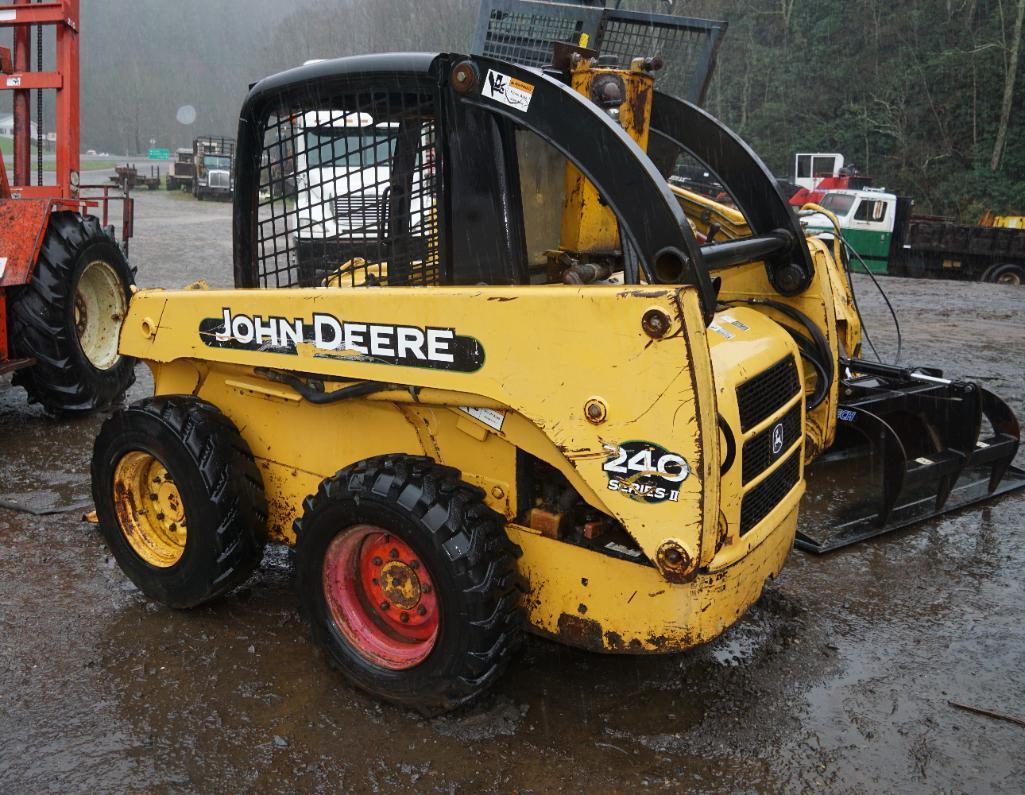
[60,0,1025,218]
[688,0,1025,220]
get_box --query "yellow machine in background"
[90,35,1023,712]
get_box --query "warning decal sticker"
[458,406,506,432]
[481,70,534,112]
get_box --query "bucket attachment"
[797,358,1025,553]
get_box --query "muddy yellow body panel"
[120,283,802,652]
[511,502,797,652]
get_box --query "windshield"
[204,155,231,170]
[819,193,856,215]
[304,127,394,169]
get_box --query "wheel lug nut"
[372,556,382,566]
[400,612,409,623]
[389,548,399,559]
[379,601,390,611]
[417,605,426,616]
[156,513,165,521]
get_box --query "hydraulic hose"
[727,298,834,410]
[257,368,409,405]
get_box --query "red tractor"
[0,0,135,413]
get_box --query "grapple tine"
[798,362,1025,554]
[979,388,1021,492]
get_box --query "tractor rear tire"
[91,395,268,609]
[9,212,136,414]
[294,455,524,713]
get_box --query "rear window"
[853,199,885,221]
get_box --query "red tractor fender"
[0,198,56,287]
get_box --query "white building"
[0,113,39,139]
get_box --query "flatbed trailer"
[805,189,1025,285]
[900,215,1025,283]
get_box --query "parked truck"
[165,147,195,192]
[804,188,1025,285]
[192,136,235,200]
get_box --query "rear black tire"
[9,212,136,414]
[989,263,1025,286]
[294,455,524,713]
[91,395,268,609]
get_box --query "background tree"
[5,0,1016,219]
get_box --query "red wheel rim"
[322,524,440,670]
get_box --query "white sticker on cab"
[481,70,534,112]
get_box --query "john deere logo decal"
[603,440,690,504]
[199,308,485,373]
[772,422,785,455]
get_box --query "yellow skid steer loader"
[90,9,1022,711]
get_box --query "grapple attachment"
[798,358,1025,552]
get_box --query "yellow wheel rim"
[112,451,188,568]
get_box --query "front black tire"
[91,395,268,609]
[10,212,136,414]
[294,455,524,713]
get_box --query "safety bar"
[700,229,793,271]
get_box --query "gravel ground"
[0,181,1022,793]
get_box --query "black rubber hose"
[775,326,829,409]
[258,369,407,404]
[840,236,903,364]
[717,413,736,476]
[727,297,834,410]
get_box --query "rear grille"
[740,449,800,536]
[736,357,800,432]
[335,193,383,232]
[742,401,802,484]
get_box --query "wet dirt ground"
[1,183,1023,793]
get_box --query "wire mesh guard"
[478,7,585,68]
[475,0,724,104]
[256,87,440,288]
[600,17,715,102]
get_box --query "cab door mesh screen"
[256,87,441,288]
